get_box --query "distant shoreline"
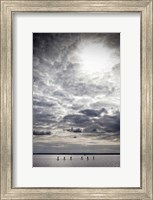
[33,153,120,155]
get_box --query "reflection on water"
[33,154,120,167]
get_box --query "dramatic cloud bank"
[33,33,120,153]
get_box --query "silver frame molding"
[0,0,152,199]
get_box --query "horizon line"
[33,153,120,155]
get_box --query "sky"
[33,33,120,153]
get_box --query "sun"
[79,42,113,75]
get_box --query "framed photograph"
[33,32,120,168]
[0,0,152,199]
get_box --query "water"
[33,154,120,167]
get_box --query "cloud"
[79,108,107,117]
[33,100,55,107]
[63,114,91,127]
[98,112,120,133]
[33,33,120,145]
[33,113,57,128]
[81,110,120,134]
[59,108,120,137]
[33,130,52,135]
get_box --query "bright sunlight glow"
[79,42,114,75]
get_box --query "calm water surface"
[33,154,120,167]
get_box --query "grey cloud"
[83,112,120,134]
[33,113,57,125]
[61,108,120,135]
[33,130,52,135]
[63,114,91,127]
[79,108,107,117]
[33,100,56,107]
[112,63,120,75]
[98,112,120,133]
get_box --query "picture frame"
[0,0,152,199]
